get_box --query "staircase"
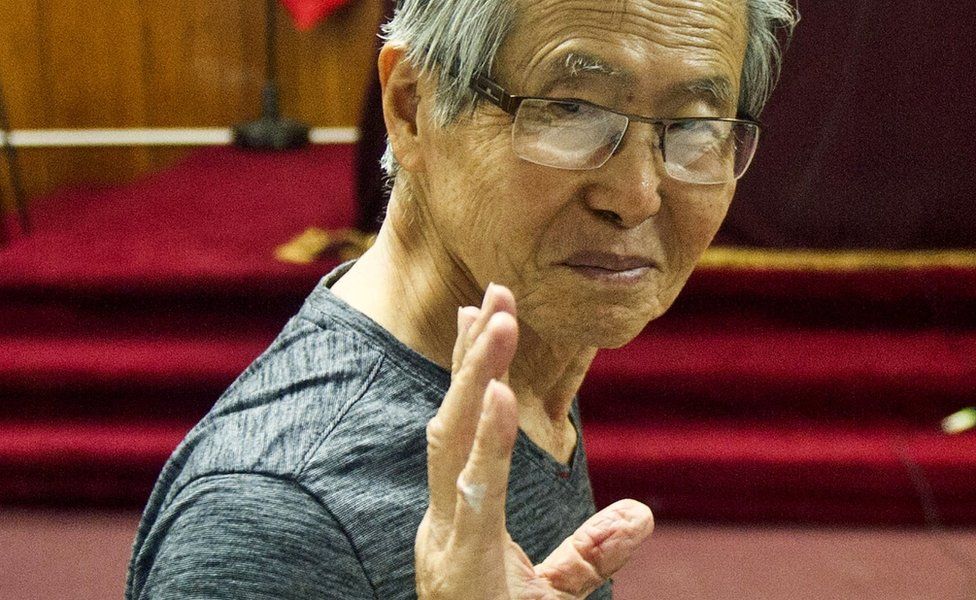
[2,144,974,525]
[583,266,976,525]
[0,145,349,506]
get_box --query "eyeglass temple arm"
[470,75,520,114]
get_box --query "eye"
[672,119,708,133]
[548,100,584,116]
[670,120,723,143]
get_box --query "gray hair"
[380,0,799,179]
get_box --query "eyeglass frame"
[468,74,762,179]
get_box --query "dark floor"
[2,508,974,599]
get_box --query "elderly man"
[127,0,796,598]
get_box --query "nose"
[583,123,664,228]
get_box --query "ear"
[379,43,425,173]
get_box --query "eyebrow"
[538,51,737,112]
[538,51,637,93]
[670,76,738,112]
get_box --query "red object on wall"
[279,0,352,30]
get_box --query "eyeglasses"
[469,75,761,185]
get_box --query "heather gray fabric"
[126,262,612,599]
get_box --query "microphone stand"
[233,0,309,151]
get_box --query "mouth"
[559,252,658,284]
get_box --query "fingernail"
[482,282,495,308]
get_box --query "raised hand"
[416,283,654,599]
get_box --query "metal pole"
[232,0,309,150]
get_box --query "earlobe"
[379,43,424,172]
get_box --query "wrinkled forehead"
[495,0,749,105]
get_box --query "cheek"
[465,166,576,289]
[646,183,734,315]
[421,119,562,286]
[668,183,735,265]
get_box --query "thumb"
[535,499,654,597]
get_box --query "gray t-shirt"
[126,262,611,599]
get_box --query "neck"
[331,186,597,464]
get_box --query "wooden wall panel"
[139,2,266,126]
[278,2,382,126]
[2,0,46,130]
[23,2,156,200]
[0,0,383,213]
[37,2,150,128]
[1,0,49,215]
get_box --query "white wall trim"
[0,127,359,147]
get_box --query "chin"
[589,310,659,348]
[515,269,684,348]
[529,300,664,350]
[588,327,645,350]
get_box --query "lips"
[561,252,657,272]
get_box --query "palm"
[505,537,557,600]
[415,285,653,600]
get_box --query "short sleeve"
[135,473,375,600]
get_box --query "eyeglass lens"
[511,98,758,184]
[512,99,628,170]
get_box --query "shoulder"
[158,301,446,506]
[129,280,440,599]
[128,472,377,599]
[165,315,388,491]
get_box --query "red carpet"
[1,144,974,525]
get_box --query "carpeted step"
[685,265,976,314]
[5,416,973,526]
[0,420,191,506]
[0,291,308,340]
[0,145,352,334]
[0,145,353,366]
[0,335,269,420]
[6,318,971,425]
[582,420,976,526]
[583,319,976,425]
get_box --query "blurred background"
[1,1,974,599]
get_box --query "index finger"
[452,378,520,543]
[426,294,518,521]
